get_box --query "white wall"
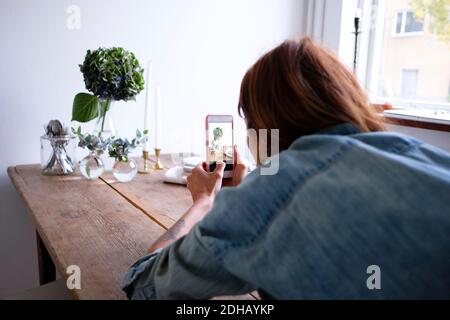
[0,0,304,297]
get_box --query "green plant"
[72,47,145,131]
[80,47,145,100]
[108,129,149,162]
[72,126,111,156]
[213,127,223,139]
[411,0,450,43]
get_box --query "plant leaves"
[79,47,145,101]
[72,93,99,122]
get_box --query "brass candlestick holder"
[153,148,164,170]
[138,150,150,174]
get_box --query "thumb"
[234,144,243,167]
[214,161,226,176]
[234,145,248,171]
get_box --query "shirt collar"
[288,123,361,150]
[314,123,361,136]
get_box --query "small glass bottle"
[112,158,137,182]
[80,151,104,180]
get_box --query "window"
[394,10,424,36]
[401,69,418,98]
[359,0,450,112]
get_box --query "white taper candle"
[155,86,162,149]
[143,61,152,151]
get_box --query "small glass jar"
[112,158,137,182]
[80,152,105,180]
[40,135,77,175]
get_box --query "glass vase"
[40,135,77,175]
[80,152,104,180]
[94,98,117,138]
[112,158,137,182]
[94,98,117,171]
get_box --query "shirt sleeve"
[122,221,255,300]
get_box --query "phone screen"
[207,119,233,173]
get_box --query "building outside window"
[360,0,450,111]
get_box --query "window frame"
[357,0,450,112]
[392,10,425,38]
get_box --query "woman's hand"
[222,145,249,187]
[186,161,225,206]
[186,145,248,205]
[149,146,248,253]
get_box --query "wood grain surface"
[8,165,165,299]
[7,155,256,300]
[100,154,193,229]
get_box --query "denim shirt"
[122,123,450,299]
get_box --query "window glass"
[366,0,450,110]
[405,11,424,33]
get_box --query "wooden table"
[8,154,256,300]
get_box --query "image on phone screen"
[207,120,233,173]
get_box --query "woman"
[123,37,450,299]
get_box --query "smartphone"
[205,115,234,178]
